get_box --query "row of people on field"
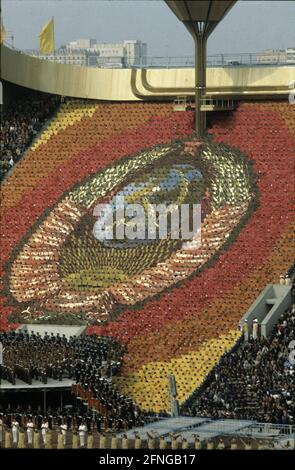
[0,415,292,450]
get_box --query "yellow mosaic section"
[31,100,98,150]
[113,330,241,412]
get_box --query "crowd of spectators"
[0,94,59,180]
[0,303,294,444]
[72,370,143,430]
[0,330,124,385]
[183,307,295,424]
[0,330,151,430]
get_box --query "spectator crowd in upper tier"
[1,94,59,180]
[184,307,295,425]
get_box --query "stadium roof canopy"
[165,0,236,37]
[165,1,236,135]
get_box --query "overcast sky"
[2,0,295,56]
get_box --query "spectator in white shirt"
[78,420,87,447]
[60,420,68,446]
[26,418,34,445]
[41,419,49,445]
[11,418,19,445]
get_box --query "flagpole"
[52,16,55,53]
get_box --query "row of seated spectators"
[183,306,295,425]
[0,94,59,181]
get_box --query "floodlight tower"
[165,1,236,136]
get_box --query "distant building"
[29,39,147,68]
[30,50,99,67]
[67,38,98,50]
[257,48,295,64]
[66,39,147,67]
[285,48,295,63]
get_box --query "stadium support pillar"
[194,35,206,136]
[165,0,237,135]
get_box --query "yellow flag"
[0,17,7,44]
[39,18,55,54]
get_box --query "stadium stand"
[0,330,148,430]
[110,102,295,412]
[0,331,124,385]
[0,95,59,181]
[183,307,295,424]
[0,97,294,423]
